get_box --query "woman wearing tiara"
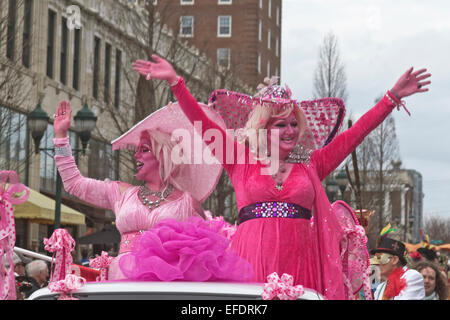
[133,55,430,299]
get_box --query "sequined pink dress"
[171,77,398,299]
[53,137,253,282]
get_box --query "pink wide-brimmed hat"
[111,102,225,202]
[208,77,346,151]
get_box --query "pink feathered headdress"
[209,76,346,151]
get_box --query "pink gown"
[171,77,397,299]
[54,137,253,282]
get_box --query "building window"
[180,0,194,5]
[93,37,101,99]
[218,0,232,4]
[268,0,272,18]
[6,0,17,61]
[218,16,231,37]
[46,9,56,78]
[276,6,280,26]
[114,49,122,108]
[60,17,68,85]
[258,19,262,41]
[180,16,194,37]
[0,106,28,183]
[22,0,33,68]
[275,37,279,57]
[217,48,230,69]
[73,28,81,90]
[275,67,279,77]
[259,0,262,9]
[267,28,271,49]
[267,60,270,78]
[104,43,111,104]
[257,54,261,74]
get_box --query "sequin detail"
[239,202,312,224]
[119,230,145,254]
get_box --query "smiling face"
[134,132,160,183]
[267,112,300,155]
[420,267,437,297]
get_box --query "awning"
[13,188,85,225]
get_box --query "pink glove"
[390,67,431,99]
[54,100,72,139]
[132,54,179,85]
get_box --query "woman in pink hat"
[52,100,253,282]
[133,55,430,299]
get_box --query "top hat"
[371,237,407,266]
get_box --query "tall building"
[333,165,424,246]
[152,0,282,88]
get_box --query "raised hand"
[54,100,72,138]
[132,54,178,85]
[391,67,431,99]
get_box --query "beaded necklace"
[139,184,174,211]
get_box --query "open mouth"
[281,137,295,143]
[136,161,144,171]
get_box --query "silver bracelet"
[55,145,72,157]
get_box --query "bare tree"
[0,0,33,179]
[423,215,450,245]
[313,32,348,103]
[345,95,402,247]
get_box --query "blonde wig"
[140,130,181,189]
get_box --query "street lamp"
[326,177,339,202]
[74,103,97,155]
[28,101,97,229]
[334,168,349,200]
[28,103,50,154]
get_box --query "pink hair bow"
[48,274,86,300]
[89,251,113,282]
[44,229,76,282]
[262,272,305,300]
[0,171,30,300]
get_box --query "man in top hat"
[371,237,425,300]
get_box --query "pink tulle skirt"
[119,217,254,282]
[230,218,320,289]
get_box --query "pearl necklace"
[139,184,174,211]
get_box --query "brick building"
[150,0,282,88]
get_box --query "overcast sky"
[281,0,450,219]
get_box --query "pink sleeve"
[53,137,122,210]
[311,94,396,181]
[171,77,240,172]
